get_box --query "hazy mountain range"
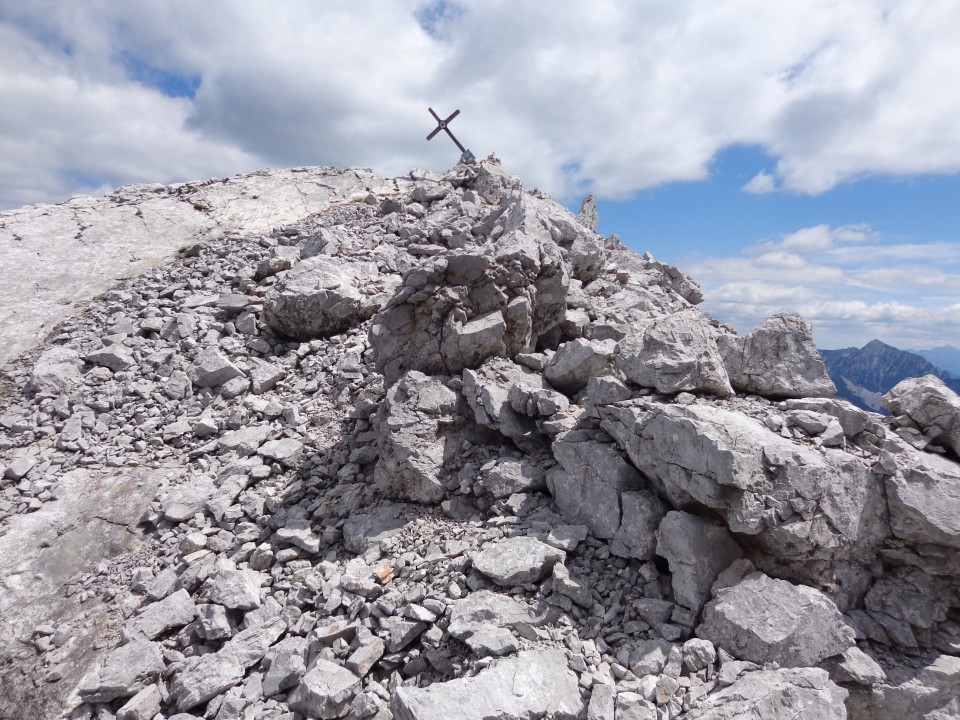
[821,340,960,411]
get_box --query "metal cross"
[426,107,476,164]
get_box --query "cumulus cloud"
[2,0,960,206]
[687,223,960,348]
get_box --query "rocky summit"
[1,160,959,720]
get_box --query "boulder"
[188,347,244,387]
[202,562,263,610]
[287,659,361,719]
[77,640,165,703]
[463,358,546,443]
[684,667,847,719]
[547,430,649,540]
[883,375,960,457]
[125,589,197,640]
[475,457,546,499]
[656,511,743,614]
[718,314,835,398]
[263,255,399,340]
[885,448,960,549]
[544,338,617,393]
[27,346,84,394]
[471,536,565,586]
[391,649,583,720]
[599,401,886,566]
[614,309,733,396]
[698,571,856,667]
[373,371,459,503]
[342,504,414,554]
[448,590,560,640]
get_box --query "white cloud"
[2,0,960,207]
[743,171,776,194]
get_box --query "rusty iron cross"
[426,107,476,164]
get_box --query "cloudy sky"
[1,1,959,350]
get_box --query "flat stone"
[287,659,362,719]
[86,345,135,372]
[698,571,856,667]
[391,649,583,720]
[77,640,165,703]
[262,636,309,697]
[125,588,197,640]
[471,536,565,587]
[259,438,304,467]
[189,347,245,387]
[203,564,263,610]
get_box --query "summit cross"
[426,107,476,164]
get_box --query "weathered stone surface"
[391,649,583,720]
[448,590,560,640]
[847,653,960,720]
[259,438,304,467]
[463,357,546,443]
[471,536,565,586]
[125,588,197,640]
[599,401,886,566]
[264,255,399,340]
[476,457,546,499]
[719,314,835,399]
[86,344,135,372]
[684,667,847,719]
[883,374,960,457]
[188,347,244,387]
[342,504,414,554]
[509,381,570,417]
[262,636,309,697]
[698,571,856,667]
[610,489,665,561]
[544,338,616,393]
[548,430,646,539]
[116,684,162,720]
[77,640,164,703]
[822,645,886,686]
[656,511,743,613]
[614,309,733,397]
[203,563,263,610]
[885,448,960,548]
[373,371,458,503]
[27,346,83,395]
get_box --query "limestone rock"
[656,511,743,614]
[125,588,197,640]
[264,255,399,340]
[391,648,583,720]
[883,374,960,457]
[614,309,733,397]
[342,504,414,554]
[684,667,847,719]
[544,338,616,393]
[77,640,164,703]
[287,660,361,719]
[188,347,244,387]
[27,346,84,395]
[86,345,135,372]
[885,448,960,548]
[698,571,856,667]
[373,371,458,503]
[719,314,835,398]
[448,590,560,640]
[475,457,546,499]
[471,536,565,586]
[462,357,546,443]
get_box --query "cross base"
[459,149,476,165]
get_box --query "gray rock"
[3,454,37,481]
[682,638,717,673]
[547,431,646,539]
[116,684,162,720]
[476,457,546,499]
[545,524,589,552]
[203,563,263,610]
[342,504,413,554]
[847,652,960,719]
[384,618,429,652]
[509,381,570,417]
[125,588,197,640]
[552,562,593,608]
[27,346,84,395]
[656,511,743,614]
[373,371,458,503]
[249,358,286,394]
[629,638,673,676]
[275,518,320,554]
[463,626,519,657]
[822,645,886,685]
[614,309,734,397]
[587,682,616,720]
[345,636,385,677]
[471,536,565,586]
[610,488,666,561]
[683,667,847,719]
[885,449,960,548]
[86,344,135,372]
[262,636,309,697]
[718,314,835,399]
[188,346,245,387]
[698,571,856,667]
[264,255,399,340]
[77,640,165,703]
[258,438,304,467]
[218,424,271,456]
[599,401,886,567]
[440,309,508,370]
[448,590,560,640]
[391,648,583,720]
[617,692,657,720]
[544,338,616,393]
[463,358,545,443]
[169,617,286,710]
[883,374,960,457]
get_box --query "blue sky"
[1,0,959,350]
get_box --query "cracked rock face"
[2,160,960,720]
